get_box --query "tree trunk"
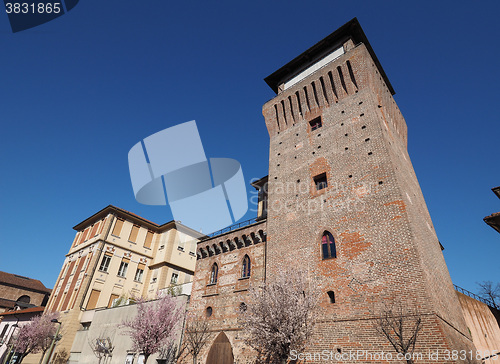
[192,354,197,364]
[144,354,150,364]
[38,349,48,364]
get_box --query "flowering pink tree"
[238,271,318,364]
[14,312,59,364]
[119,294,184,364]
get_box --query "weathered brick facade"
[186,18,479,363]
[187,222,266,363]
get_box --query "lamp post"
[41,320,61,364]
[1,323,19,364]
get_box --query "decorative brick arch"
[206,331,234,364]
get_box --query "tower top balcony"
[264,17,394,96]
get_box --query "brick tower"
[262,18,478,361]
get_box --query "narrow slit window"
[337,66,347,93]
[314,173,328,191]
[328,71,338,98]
[274,104,280,130]
[319,77,329,104]
[327,291,336,303]
[346,60,358,89]
[242,255,251,278]
[295,91,302,115]
[280,100,287,125]
[210,263,218,285]
[303,86,311,111]
[309,117,322,131]
[288,96,295,121]
[311,81,320,106]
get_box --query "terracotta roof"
[0,306,45,317]
[0,271,51,294]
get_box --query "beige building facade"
[24,205,203,364]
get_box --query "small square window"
[309,117,322,131]
[314,173,328,191]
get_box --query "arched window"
[210,263,218,285]
[242,255,251,278]
[17,295,30,304]
[322,231,336,259]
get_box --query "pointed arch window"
[322,231,336,259]
[210,263,218,285]
[242,255,251,278]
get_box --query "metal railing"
[202,217,263,240]
[454,284,495,308]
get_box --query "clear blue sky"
[1,1,498,294]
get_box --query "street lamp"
[41,320,61,364]
[1,323,19,364]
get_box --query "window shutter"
[86,289,101,310]
[112,218,124,236]
[129,225,139,243]
[144,231,154,249]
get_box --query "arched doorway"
[206,332,234,364]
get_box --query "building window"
[242,255,251,278]
[322,231,337,259]
[134,268,144,282]
[239,302,247,312]
[309,117,322,131]
[144,231,154,249]
[99,254,112,272]
[111,218,124,237]
[327,291,335,303]
[118,261,129,277]
[171,272,179,284]
[206,306,213,317]
[209,263,218,285]
[314,173,328,191]
[129,225,139,243]
[17,295,30,304]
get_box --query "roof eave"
[264,17,395,96]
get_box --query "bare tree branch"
[477,281,500,309]
[373,302,422,364]
[177,319,212,364]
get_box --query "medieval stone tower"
[262,18,477,360]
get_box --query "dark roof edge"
[264,17,395,96]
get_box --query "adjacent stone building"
[0,271,51,313]
[184,18,481,363]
